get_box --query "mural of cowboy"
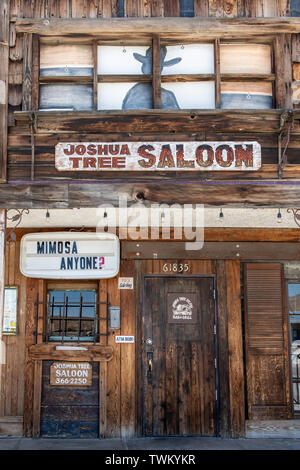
[122,46,182,110]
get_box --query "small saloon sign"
[20,232,120,279]
[50,362,92,386]
[55,141,261,171]
[168,293,198,324]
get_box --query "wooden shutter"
[244,263,291,419]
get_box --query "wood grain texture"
[120,259,135,438]
[244,263,291,420]
[275,34,293,108]
[0,0,9,182]
[15,17,300,37]
[226,260,245,437]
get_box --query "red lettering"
[112,157,126,168]
[120,144,131,155]
[69,157,82,169]
[176,144,194,168]
[98,157,112,168]
[75,144,86,156]
[215,145,234,168]
[63,144,75,156]
[109,145,120,155]
[97,145,108,155]
[87,144,96,156]
[157,145,175,168]
[138,145,156,168]
[196,145,214,167]
[235,144,253,167]
[83,157,96,168]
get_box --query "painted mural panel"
[40,84,93,111]
[40,44,93,77]
[220,44,272,74]
[97,45,151,75]
[221,82,272,109]
[163,82,215,109]
[161,44,214,75]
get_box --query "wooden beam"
[1,181,300,208]
[122,241,300,260]
[15,17,300,37]
[28,343,113,362]
[0,1,9,182]
[13,109,283,134]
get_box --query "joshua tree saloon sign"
[55,141,261,171]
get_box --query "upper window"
[38,38,274,111]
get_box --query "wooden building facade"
[1,0,300,439]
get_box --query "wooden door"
[142,276,217,436]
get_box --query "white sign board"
[20,232,120,279]
[55,141,261,171]
[3,287,17,335]
[115,336,135,343]
[118,277,134,290]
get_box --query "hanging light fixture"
[219,208,224,221]
[277,208,282,223]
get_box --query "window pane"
[48,289,96,341]
[162,82,215,109]
[40,44,93,77]
[221,82,272,109]
[98,82,152,110]
[40,84,93,111]
[98,45,151,75]
[288,284,300,314]
[288,283,300,411]
[162,44,214,75]
[220,44,271,74]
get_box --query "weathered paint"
[55,141,261,171]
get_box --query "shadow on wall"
[122,46,182,110]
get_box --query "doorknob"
[147,352,153,384]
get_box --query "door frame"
[139,273,220,437]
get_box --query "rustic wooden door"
[142,275,217,436]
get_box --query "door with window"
[142,275,217,436]
[287,283,300,413]
[40,285,100,438]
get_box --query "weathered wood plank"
[123,241,300,260]
[275,34,293,109]
[226,260,245,437]
[216,260,230,437]
[14,109,283,135]
[106,275,121,437]
[28,343,113,361]
[2,181,300,207]
[15,17,300,36]
[120,259,135,438]
[0,0,9,182]
[22,33,32,111]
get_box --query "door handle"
[147,352,153,384]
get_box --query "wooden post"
[0,1,9,182]
[226,260,245,437]
[0,211,6,365]
[275,34,293,109]
[152,35,161,109]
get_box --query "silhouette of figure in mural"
[122,46,182,110]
